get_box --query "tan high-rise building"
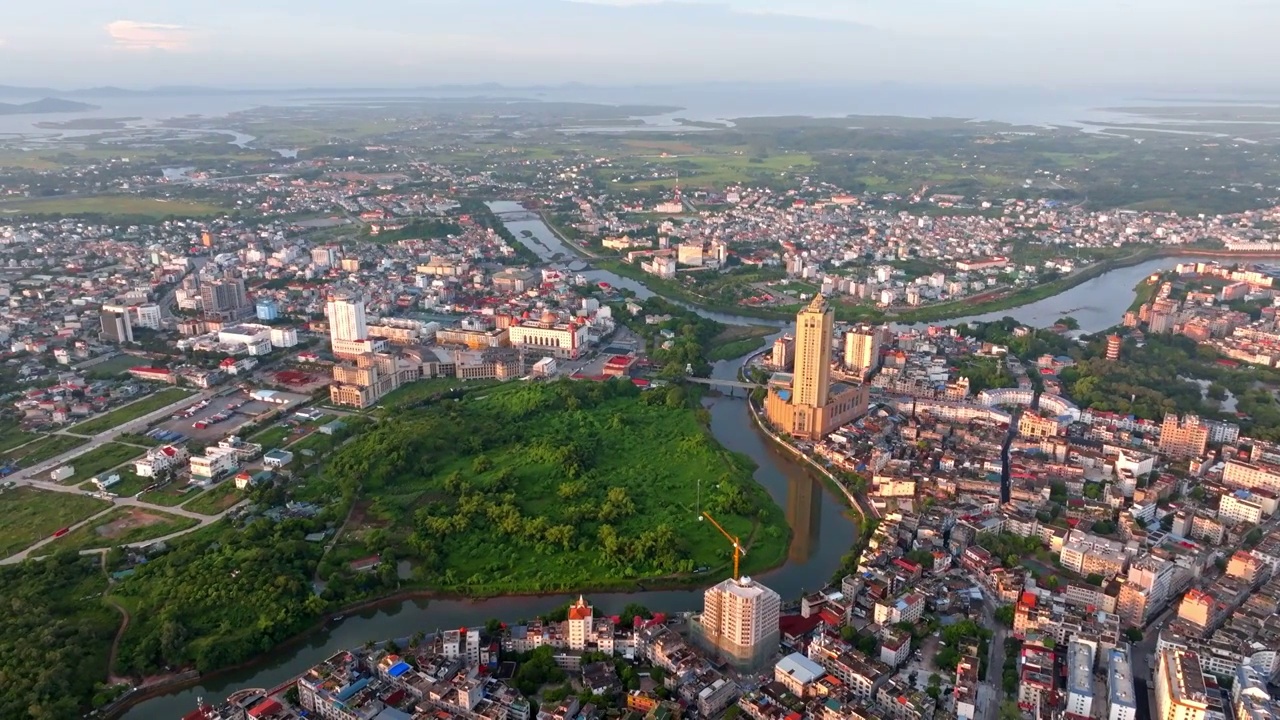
[764,295,867,441]
[794,295,834,408]
[843,324,882,378]
[1154,649,1209,720]
[772,335,795,370]
[1160,414,1209,458]
[700,576,780,668]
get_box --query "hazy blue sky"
[1,0,1276,89]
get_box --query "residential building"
[134,445,189,478]
[774,653,825,698]
[1219,490,1269,526]
[1155,649,1210,720]
[1067,639,1096,718]
[1161,414,1209,458]
[1060,530,1129,577]
[134,303,163,329]
[201,277,250,321]
[1109,646,1138,720]
[843,325,881,378]
[1224,460,1280,494]
[699,576,781,669]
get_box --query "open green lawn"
[326,380,789,594]
[139,482,203,507]
[706,325,775,362]
[183,482,244,516]
[0,196,227,219]
[59,443,144,484]
[248,424,295,449]
[68,388,194,436]
[0,487,111,558]
[83,354,145,380]
[0,433,90,467]
[0,424,39,455]
[608,152,816,190]
[373,377,501,412]
[48,506,198,552]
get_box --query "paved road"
[2,497,250,565]
[978,594,1008,720]
[0,388,234,564]
[10,388,221,485]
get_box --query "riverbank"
[597,246,1278,327]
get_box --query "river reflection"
[787,473,822,564]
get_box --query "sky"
[1,0,1278,90]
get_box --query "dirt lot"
[97,508,168,538]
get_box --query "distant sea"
[2,83,1278,138]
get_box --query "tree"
[999,700,1023,720]
[994,605,1016,628]
[1045,575,1061,590]
[1085,573,1105,587]
[1124,628,1144,642]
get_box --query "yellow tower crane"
[701,511,747,581]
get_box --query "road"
[1,498,250,565]
[9,388,222,485]
[978,594,1009,720]
[0,388,234,564]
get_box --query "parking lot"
[150,390,309,443]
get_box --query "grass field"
[706,325,776,362]
[0,487,111,558]
[248,424,295,449]
[0,433,90,467]
[83,354,145,380]
[0,196,227,219]
[139,482,202,507]
[183,482,244,516]
[608,152,816,190]
[68,388,194,436]
[59,443,144,484]
[48,506,198,552]
[0,424,39,455]
[373,377,501,412]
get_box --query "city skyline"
[2,0,1279,89]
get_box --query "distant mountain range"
[0,97,99,115]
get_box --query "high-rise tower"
[764,294,866,440]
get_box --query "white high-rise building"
[843,324,882,378]
[133,303,163,330]
[701,576,780,668]
[327,288,371,356]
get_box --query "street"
[0,387,233,564]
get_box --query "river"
[126,329,845,718]
[125,214,1251,717]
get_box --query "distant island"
[0,98,99,116]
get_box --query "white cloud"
[105,20,192,51]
